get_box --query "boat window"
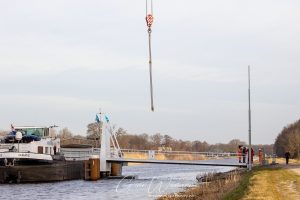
[44,129,49,137]
[16,128,46,137]
[38,146,43,154]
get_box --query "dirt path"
[292,168,300,175]
[283,164,300,200]
[280,163,300,174]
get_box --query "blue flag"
[95,114,100,123]
[105,115,109,123]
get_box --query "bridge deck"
[107,158,247,168]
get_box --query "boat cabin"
[0,126,60,166]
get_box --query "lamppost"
[248,65,252,171]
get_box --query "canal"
[0,160,237,200]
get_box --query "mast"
[248,65,252,170]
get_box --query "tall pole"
[248,65,252,170]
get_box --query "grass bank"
[224,164,300,200]
[158,169,245,200]
[158,161,300,200]
[238,166,300,199]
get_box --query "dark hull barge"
[0,161,84,183]
[0,126,86,183]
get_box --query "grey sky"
[1,0,300,144]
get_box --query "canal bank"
[231,164,300,200]
[158,168,246,200]
[0,163,236,200]
[158,161,300,200]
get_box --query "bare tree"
[275,119,300,158]
[57,128,73,139]
[150,133,163,147]
[0,130,8,137]
[86,122,102,148]
[162,134,173,147]
[115,128,127,137]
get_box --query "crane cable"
[146,0,154,112]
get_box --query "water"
[0,160,237,200]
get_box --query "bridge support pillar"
[100,115,111,174]
[110,163,122,177]
[84,155,100,181]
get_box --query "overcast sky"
[1,0,300,144]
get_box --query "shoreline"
[157,167,245,200]
[158,159,300,200]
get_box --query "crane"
[145,0,154,112]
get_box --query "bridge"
[107,157,247,167]
[61,147,247,167]
[61,113,249,178]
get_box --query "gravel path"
[281,163,300,174]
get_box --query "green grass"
[222,166,300,200]
[221,168,254,200]
[221,166,274,200]
[159,165,300,200]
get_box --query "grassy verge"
[241,166,300,200]
[158,164,300,200]
[157,170,245,200]
[221,168,254,200]
[223,165,300,200]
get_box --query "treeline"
[115,128,274,155]
[274,119,300,158]
[0,130,7,136]
[0,124,274,155]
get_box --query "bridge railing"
[61,148,100,161]
[121,149,239,159]
[61,147,241,161]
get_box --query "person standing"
[242,147,247,163]
[251,148,254,164]
[258,149,263,165]
[237,145,242,163]
[285,151,291,165]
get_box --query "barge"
[0,126,84,183]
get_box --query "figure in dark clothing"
[285,152,291,165]
[237,145,242,163]
[54,145,57,155]
[242,147,247,163]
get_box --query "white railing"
[121,149,238,158]
[61,147,239,161]
[61,148,100,161]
